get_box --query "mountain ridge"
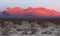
[5,7,60,16]
[0,7,60,19]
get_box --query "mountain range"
[0,7,60,19]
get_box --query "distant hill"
[0,7,60,19]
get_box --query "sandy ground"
[10,34,56,36]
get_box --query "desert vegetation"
[0,19,59,36]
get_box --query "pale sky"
[0,0,60,11]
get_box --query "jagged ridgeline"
[0,7,60,19]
